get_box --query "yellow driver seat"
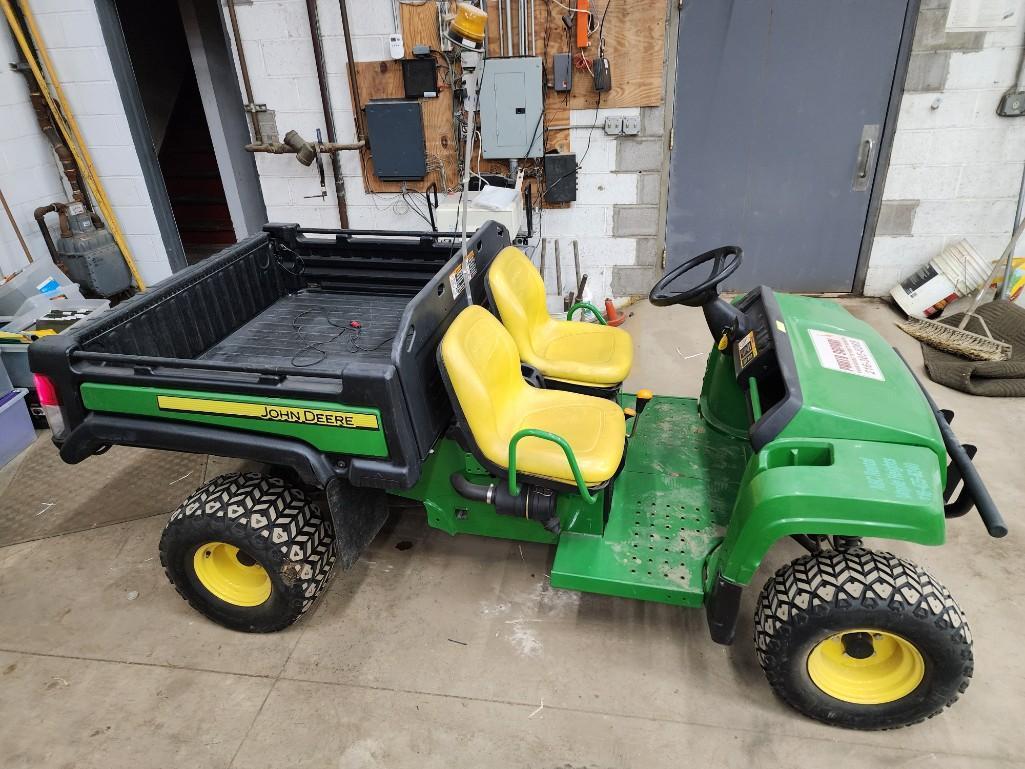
[486,246,633,388]
[439,305,626,487]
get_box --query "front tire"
[754,548,972,729]
[159,473,336,632]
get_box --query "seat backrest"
[486,246,550,359]
[438,305,526,453]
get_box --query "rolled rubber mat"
[0,436,207,548]
[921,300,1025,396]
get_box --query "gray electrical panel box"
[364,100,427,181]
[479,57,544,159]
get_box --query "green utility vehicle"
[30,222,1005,730]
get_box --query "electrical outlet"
[604,116,623,135]
[622,116,640,135]
[998,89,1025,117]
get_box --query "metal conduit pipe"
[337,0,365,142]
[504,0,513,56]
[304,0,349,227]
[497,0,504,55]
[530,0,536,54]
[225,0,262,144]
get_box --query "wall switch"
[622,116,640,135]
[603,116,623,135]
[389,34,405,60]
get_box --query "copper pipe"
[10,58,86,203]
[305,0,349,227]
[225,0,262,144]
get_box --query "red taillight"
[32,373,66,439]
[34,374,59,406]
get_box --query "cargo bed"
[199,291,408,372]
[30,222,511,490]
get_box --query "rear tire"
[159,473,335,632]
[754,548,972,730]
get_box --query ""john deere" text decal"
[156,396,380,430]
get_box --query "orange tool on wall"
[576,0,590,48]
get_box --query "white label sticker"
[448,251,477,298]
[808,330,884,381]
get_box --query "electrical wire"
[530,0,613,258]
[290,308,397,368]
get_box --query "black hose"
[450,472,494,503]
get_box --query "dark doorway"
[113,0,233,263]
[666,0,914,292]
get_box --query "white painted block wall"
[18,0,1022,301]
[864,0,1025,297]
[0,28,68,278]
[21,0,173,285]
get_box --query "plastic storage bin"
[0,354,11,395]
[0,259,83,318]
[0,297,110,387]
[0,388,34,469]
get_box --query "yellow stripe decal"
[156,396,380,430]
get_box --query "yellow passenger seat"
[439,305,626,487]
[486,246,633,388]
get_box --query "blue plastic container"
[0,388,34,468]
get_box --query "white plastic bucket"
[890,239,991,318]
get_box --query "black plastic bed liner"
[198,290,408,373]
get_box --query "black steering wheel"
[649,246,743,307]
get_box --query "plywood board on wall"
[350,2,459,193]
[485,0,666,110]
[350,59,459,194]
[350,1,665,194]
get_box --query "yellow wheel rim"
[192,542,272,607]
[807,628,925,705]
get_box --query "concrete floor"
[0,298,1022,768]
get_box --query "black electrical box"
[593,57,612,92]
[402,57,438,99]
[553,52,573,92]
[543,153,577,203]
[364,100,427,181]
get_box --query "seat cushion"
[440,306,625,487]
[487,246,633,386]
[506,387,626,486]
[530,321,633,386]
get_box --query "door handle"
[856,138,874,179]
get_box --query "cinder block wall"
[864,0,1025,296]
[15,0,1024,299]
[26,0,174,285]
[0,27,71,277]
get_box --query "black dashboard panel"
[730,287,803,450]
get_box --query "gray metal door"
[666,0,910,292]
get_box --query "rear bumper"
[59,414,342,487]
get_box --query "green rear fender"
[708,437,946,588]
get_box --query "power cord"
[290,308,397,368]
